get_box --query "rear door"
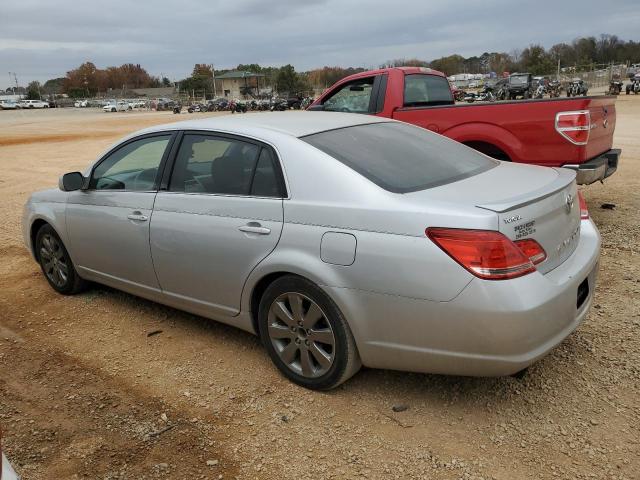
[150,132,285,317]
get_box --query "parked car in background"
[567,78,589,97]
[506,73,534,99]
[309,67,620,185]
[626,73,640,95]
[0,100,20,110]
[103,101,131,112]
[152,98,175,110]
[18,99,49,108]
[23,112,600,390]
[74,100,88,107]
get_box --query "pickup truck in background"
[308,67,620,184]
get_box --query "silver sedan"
[22,112,600,389]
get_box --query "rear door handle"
[127,211,149,222]
[239,223,271,235]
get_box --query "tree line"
[423,34,640,76]
[13,33,640,99]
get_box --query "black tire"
[35,224,87,295]
[258,275,361,390]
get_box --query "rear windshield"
[403,74,454,107]
[510,75,529,85]
[302,122,496,193]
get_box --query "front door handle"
[127,211,149,222]
[239,222,271,235]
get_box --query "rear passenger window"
[250,149,281,197]
[169,134,284,197]
[170,135,258,195]
[403,74,454,107]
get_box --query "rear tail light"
[513,238,547,264]
[555,110,591,145]
[426,228,546,280]
[578,191,589,219]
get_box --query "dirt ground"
[0,102,638,480]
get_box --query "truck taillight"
[426,228,544,280]
[578,191,589,219]
[555,110,591,145]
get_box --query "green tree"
[162,77,172,87]
[26,81,42,100]
[43,77,65,95]
[275,64,300,94]
[429,54,466,76]
[519,44,556,75]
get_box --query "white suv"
[19,99,49,108]
[103,101,131,112]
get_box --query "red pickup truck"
[308,67,620,184]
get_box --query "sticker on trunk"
[514,220,536,239]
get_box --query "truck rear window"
[403,74,454,107]
[302,122,496,193]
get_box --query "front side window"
[302,122,496,193]
[403,74,454,107]
[169,134,283,197]
[90,135,171,191]
[322,77,375,113]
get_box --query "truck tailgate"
[583,97,616,161]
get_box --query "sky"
[1,0,639,89]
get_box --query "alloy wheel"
[267,292,336,378]
[39,233,68,288]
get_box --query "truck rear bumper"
[563,148,621,185]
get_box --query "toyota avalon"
[22,112,600,389]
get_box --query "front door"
[66,133,174,295]
[150,132,285,316]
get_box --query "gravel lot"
[0,102,638,480]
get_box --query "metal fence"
[558,63,629,88]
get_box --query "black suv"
[506,73,533,99]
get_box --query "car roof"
[140,111,391,139]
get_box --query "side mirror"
[59,172,85,191]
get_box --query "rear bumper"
[563,148,621,185]
[326,219,601,377]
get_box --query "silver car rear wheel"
[267,292,336,378]
[258,275,361,390]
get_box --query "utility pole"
[8,72,18,93]
[210,64,216,98]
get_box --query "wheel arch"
[30,218,50,259]
[242,251,355,337]
[443,122,522,162]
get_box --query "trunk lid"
[475,166,580,274]
[413,162,580,274]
